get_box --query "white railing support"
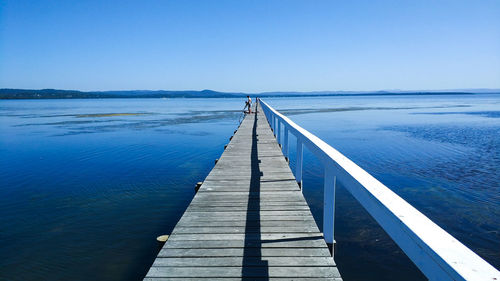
[277,120,281,145]
[276,118,279,136]
[259,99,500,281]
[270,114,274,132]
[323,165,336,246]
[272,115,276,134]
[283,126,289,159]
[296,139,303,189]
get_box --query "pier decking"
[144,103,342,280]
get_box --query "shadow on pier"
[242,110,269,279]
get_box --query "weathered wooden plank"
[208,170,294,175]
[181,209,313,215]
[172,225,320,234]
[167,233,325,241]
[194,191,302,196]
[176,215,318,222]
[201,180,297,185]
[187,201,307,207]
[162,239,327,249]
[186,206,311,212]
[200,187,300,192]
[191,193,304,199]
[144,277,342,281]
[201,179,296,184]
[176,218,315,226]
[152,256,335,267]
[204,176,298,181]
[157,248,331,258]
[191,195,306,202]
[146,266,340,278]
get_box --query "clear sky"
[1,0,499,92]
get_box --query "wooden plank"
[144,103,341,280]
[152,257,335,267]
[176,220,317,225]
[188,205,309,212]
[176,215,318,222]
[193,191,303,196]
[172,226,320,234]
[157,247,331,258]
[191,195,306,202]
[162,239,327,249]
[146,266,340,278]
[167,233,325,241]
[183,211,313,216]
[146,277,342,281]
[187,201,307,207]
[176,219,316,227]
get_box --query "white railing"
[258,99,500,281]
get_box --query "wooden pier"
[144,103,342,280]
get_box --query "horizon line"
[2,87,500,94]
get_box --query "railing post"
[273,116,277,135]
[296,139,303,189]
[280,121,283,146]
[323,165,336,252]
[283,125,289,160]
[270,114,273,131]
[277,119,281,145]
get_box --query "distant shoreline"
[1,88,498,99]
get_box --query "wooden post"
[156,235,169,243]
[195,182,203,193]
[323,165,336,252]
[296,139,303,189]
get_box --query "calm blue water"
[0,95,499,280]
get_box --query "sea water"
[0,95,498,280]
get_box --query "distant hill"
[0,89,246,99]
[1,88,498,99]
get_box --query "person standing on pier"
[245,96,252,114]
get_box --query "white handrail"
[258,99,500,281]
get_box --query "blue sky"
[1,0,499,92]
